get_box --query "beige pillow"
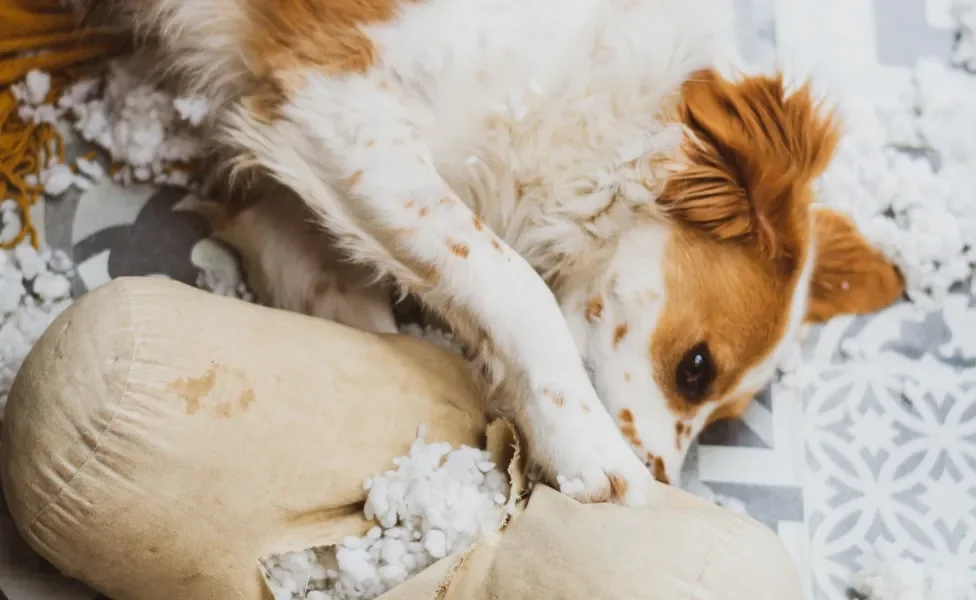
[384,482,803,600]
[1,277,485,600]
[1,277,803,600]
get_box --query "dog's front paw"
[527,416,655,506]
[552,451,653,506]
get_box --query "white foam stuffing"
[190,238,256,302]
[850,543,968,600]
[951,0,976,71]
[260,426,509,600]
[14,58,208,193]
[0,237,74,415]
[67,57,207,186]
[815,58,976,308]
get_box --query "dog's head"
[564,69,903,485]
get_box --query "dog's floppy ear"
[660,69,839,263]
[806,209,904,322]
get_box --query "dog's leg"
[221,77,653,505]
[212,190,398,335]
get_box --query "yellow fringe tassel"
[0,0,126,249]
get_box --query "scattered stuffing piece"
[850,543,968,600]
[951,0,976,71]
[75,156,105,182]
[40,163,75,196]
[816,58,976,308]
[194,270,255,303]
[397,323,460,354]
[14,70,52,106]
[555,474,586,496]
[190,238,256,302]
[0,241,74,415]
[0,201,25,248]
[172,96,211,127]
[261,427,510,600]
[13,59,208,198]
[66,56,207,186]
[712,494,749,516]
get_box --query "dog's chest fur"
[348,0,732,280]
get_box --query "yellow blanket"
[0,0,125,248]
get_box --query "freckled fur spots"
[472,218,484,231]
[346,170,363,187]
[645,454,669,484]
[618,409,643,449]
[446,239,470,258]
[415,261,439,285]
[607,472,630,501]
[543,388,566,407]
[612,323,628,348]
[584,296,604,322]
[490,239,502,252]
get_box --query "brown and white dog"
[105,0,903,504]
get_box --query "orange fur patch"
[806,209,904,321]
[659,69,838,264]
[650,227,802,418]
[244,0,407,115]
[248,0,403,73]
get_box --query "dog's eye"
[675,342,714,403]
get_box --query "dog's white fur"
[108,0,899,504]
